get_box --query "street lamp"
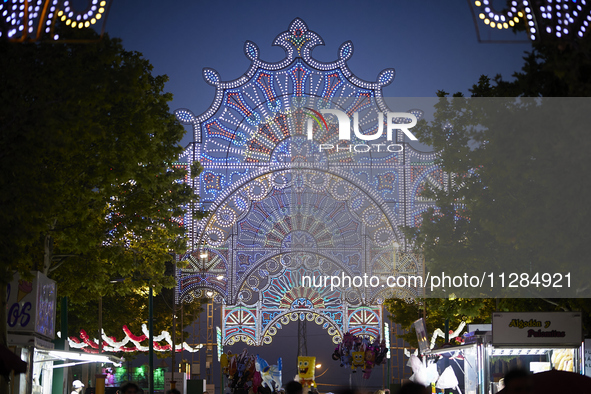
[315,364,329,378]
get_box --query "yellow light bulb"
[491,21,496,28]
[518,11,523,17]
[72,21,76,27]
[66,19,71,25]
[484,18,490,25]
[91,18,96,24]
[475,0,482,6]
[96,13,102,19]
[100,0,106,5]
[503,23,508,29]
[479,13,485,19]
[497,23,502,29]
[514,17,519,22]
[509,20,515,26]
[58,10,63,16]
[99,7,104,13]
[61,15,66,21]
[84,21,90,27]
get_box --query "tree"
[64,261,206,358]
[385,298,496,348]
[0,25,205,368]
[387,37,591,342]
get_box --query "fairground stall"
[6,272,122,394]
[488,312,583,391]
[422,332,488,394]
[6,272,57,394]
[413,312,583,394]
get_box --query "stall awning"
[35,349,123,369]
[0,343,27,376]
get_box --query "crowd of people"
[72,367,536,394]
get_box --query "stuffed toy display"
[295,356,317,389]
[332,332,388,379]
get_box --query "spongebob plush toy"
[220,353,229,375]
[351,351,365,372]
[297,356,317,389]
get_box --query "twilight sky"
[99,0,533,389]
[103,0,532,148]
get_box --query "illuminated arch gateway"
[175,19,439,346]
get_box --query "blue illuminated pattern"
[175,19,437,346]
[473,0,591,40]
[0,0,111,41]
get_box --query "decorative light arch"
[472,0,591,40]
[0,0,112,42]
[175,19,437,345]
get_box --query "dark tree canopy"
[387,37,591,344]
[0,27,205,351]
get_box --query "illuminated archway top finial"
[273,18,325,58]
[175,18,397,140]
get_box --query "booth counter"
[419,312,584,394]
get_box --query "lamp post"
[171,262,177,391]
[149,285,154,394]
[108,277,156,394]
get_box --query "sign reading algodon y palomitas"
[492,312,582,346]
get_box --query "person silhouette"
[71,380,84,394]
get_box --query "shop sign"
[492,312,582,346]
[413,318,430,354]
[6,272,57,339]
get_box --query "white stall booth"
[419,312,583,394]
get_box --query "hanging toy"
[296,356,317,389]
[342,332,355,350]
[375,339,388,365]
[237,355,256,388]
[221,352,230,375]
[256,355,282,392]
[340,346,352,368]
[362,346,376,379]
[351,351,365,372]
[252,370,262,393]
[237,349,249,377]
[332,346,341,361]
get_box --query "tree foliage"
[0,27,205,349]
[63,261,206,358]
[385,298,496,347]
[387,37,591,342]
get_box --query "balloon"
[332,346,340,361]
[256,355,282,392]
[436,366,458,389]
[342,332,355,350]
[351,351,365,372]
[297,356,316,388]
[340,347,352,368]
[221,353,230,375]
[333,332,390,378]
[252,371,262,393]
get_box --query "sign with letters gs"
[6,271,57,339]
